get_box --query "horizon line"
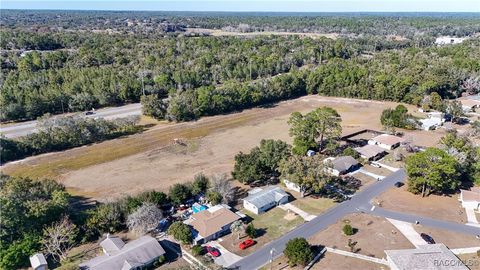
[2,9,480,13]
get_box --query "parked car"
[85,111,95,115]
[239,239,256,250]
[371,163,381,168]
[206,246,220,257]
[420,233,435,244]
[394,182,404,188]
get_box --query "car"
[206,246,220,257]
[85,111,95,115]
[239,239,256,250]
[371,163,381,168]
[420,233,435,244]
[394,182,404,188]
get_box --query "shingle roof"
[30,253,47,269]
[371,134,404,146]
[189,205,241,238]
[244,186,288,209]
[354,144,386,159]
[385,244,468,270]
[100,235,125,255]
[80,236,165,270]
[331,156,359,172]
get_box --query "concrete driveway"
[208,240,243,267]
[387,218,427,247]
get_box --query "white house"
[243,186,289,215]
[460,188,480,210]
[368,134,404,150]
[283,179,301,193]
[435,36,467,45]
[30,253,48,270]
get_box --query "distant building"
[186,204,242,244]
[435,36,467,45]
[243,186,289,215]
[354,144,387,161]
[385,244,468,270]
[368,134,404,150]
[460,187,480,211]
[80,235,165,270]
[30,253,48,270]
[324,156,360,176]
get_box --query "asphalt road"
[231,169,480,269]
[0,103,142,138]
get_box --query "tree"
[232,139,291,184]
[0,234,41,270]
[85,202,123,237]
[380,105,415,130]
[169,183,192,205]
[141,94,168,120]
[445,100,464,124]
[191,173,209,196]
[406,148,460,197]
[126,202,163,235]
[288,107,342,155]
[230,220,245,240]
[284,238,313,267]
[168,221,192,244]
[429,92,444,111]
[206,190,222,205]
[342,224,354,236]
[42,216,78,262]
[209,174,235,204]
[342,147,359,159]
[279,155,330,197]
[245,223,257,238]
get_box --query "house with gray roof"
[243,186,289,215]
[30,253,48,270]
[324,156,360,176]
[385,244,468,270]
[80,235,165,270]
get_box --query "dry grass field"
[3,95,431,200]
[185,28,339,39]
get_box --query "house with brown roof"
[368,134,404,150]
[186,204,242,244]
[354,144,387,161]
[460,187,480,210]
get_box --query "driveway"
[387,218,427,247]
[279,203,317,221]
[208,241,243,267]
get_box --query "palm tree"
[230,220,244,240]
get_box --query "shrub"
[191,245,205,256]
[245,223,257,238]
[343,224,354,236]
[168,221,192,244]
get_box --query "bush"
[168,221,192,244]
[343,224,354,236]
[284,238,313,267]
[191,245,205,256]
[206,191,223,205]
[245,223,257,238]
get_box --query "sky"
[1,0,479,12]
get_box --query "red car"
[206,246,220,257]
[239,239,256,250]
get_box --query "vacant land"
[458,253,480,270]
[3,96,419,200]
[309,213,414,258]
[376,186,467,224]
[413,225,480,248]
[312,252,388,270]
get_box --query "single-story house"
[368,134,404,150]
[385,244,468,270]
[435,36,466,45]
[187,204,242,244]
[283,179,301,193]
[324,156,360,176]
[243,186,289,215]
[30,253,48,270]
[354,144,387,161]
[80,235,166,270]
[420,117,443,130]
[460,187,480,210]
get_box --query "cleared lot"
[3,96,418,200]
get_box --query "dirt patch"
[457,253,480,270]
[413,225,480,249]
[309,213,414,258]
[313,252,388,270]
[376,186,467,224]
[284,212,298,221]
[3,96,413,200]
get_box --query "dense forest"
[1,11,480,122]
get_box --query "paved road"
[0,103,142,138]
[231,169,480,269]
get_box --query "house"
[324,156,359,176]
[435,36,467,45]
[243,186,289,215]
[30,253,48,270]
[80,235,166,270]
[283,179,301,193]
[460,188,480,210]
[385,244,468,270]
[420,117,443,130]
[368,134,404,150]
[354,144,387,161]
[187,204,242,244]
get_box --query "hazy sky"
[2,0,479,12]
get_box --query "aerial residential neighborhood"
[1,2,480,270]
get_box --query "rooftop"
[244,186,289,208]
[385,244,468,270]
[100,234,125,255]
[30,253,47,269]
[331,156,359,172]
[354,144,386,159]
[461,188,480,202]
[371,134,404,146]
[80,236,165,270]
[189,204,241,238]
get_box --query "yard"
[457,253,480,270]
[413,225,480,249]
[287,189,336,215]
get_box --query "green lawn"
[290,196,336,215]
[247,207,304,240]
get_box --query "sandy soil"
[413,225,480,249]
[3,96,416,200]
[312,252,388,270]
[375,186,467,224]
[309,213,414,258]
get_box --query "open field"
[309,213,414,258]
[375,185,467,224]
[3,95,426,200]
[312,252,387,270]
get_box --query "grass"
[247,207,304,240]
[457,253,480,270]
[290,197,336,215]
[3,113,256,179]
